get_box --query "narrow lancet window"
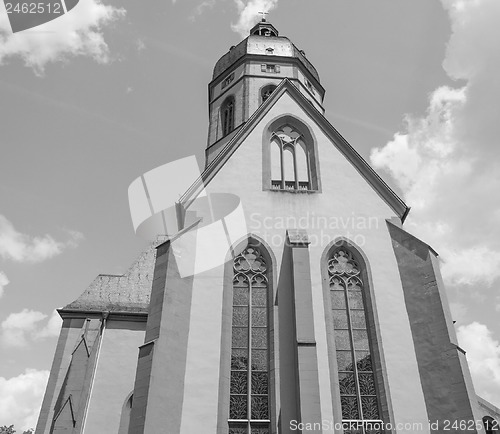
[229,244,270,434]
[328,247,382,433]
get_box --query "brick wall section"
[388,222,478,432]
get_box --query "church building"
[35,19,500,434]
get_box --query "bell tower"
[207,19,326,163]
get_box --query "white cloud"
[0,0,125,75]
[440,246,500,286]
[136,38,146,52]
[449,301,468,324]
[0,215,84,263]
[457,322,500,407]
[189,0,216,21]
[0,369,49,431]
[0,271,9,299]
[34,310,62,340]
[231,0,278,38]
[370,0,500,288]
[1,309,61,348]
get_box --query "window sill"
[267,188,317,194]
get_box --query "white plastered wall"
[179,91,430,433]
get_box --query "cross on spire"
[258,11,269,22]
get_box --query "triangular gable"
[181,78,410,221]
[60,236,167,315]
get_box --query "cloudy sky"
[0,0,499,429]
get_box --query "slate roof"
[61,236,167,314]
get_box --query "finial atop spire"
[258,11,269,22]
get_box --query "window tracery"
[270,125,311,191]
[328,247,383,433]
[229,245,271,434]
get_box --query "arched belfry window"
[328,247,383,432]
[229,244,270,434]
[261,85,277,104]
[270,125,311,191]
[221,97,235,137]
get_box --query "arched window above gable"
[264,115,320,192]
[221,97,235,137]
[327,246,383,432]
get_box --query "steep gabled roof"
[181,79,410,221]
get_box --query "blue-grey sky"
[1,0,499,428]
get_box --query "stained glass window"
[229,244,271,434]
[270,125,311,191]
[328,247,383,433]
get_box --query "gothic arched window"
[221,97,235,136]
[261,85,277,104]
[327,247,383,432]
[229,244,270,434]
[270,125,311,191]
